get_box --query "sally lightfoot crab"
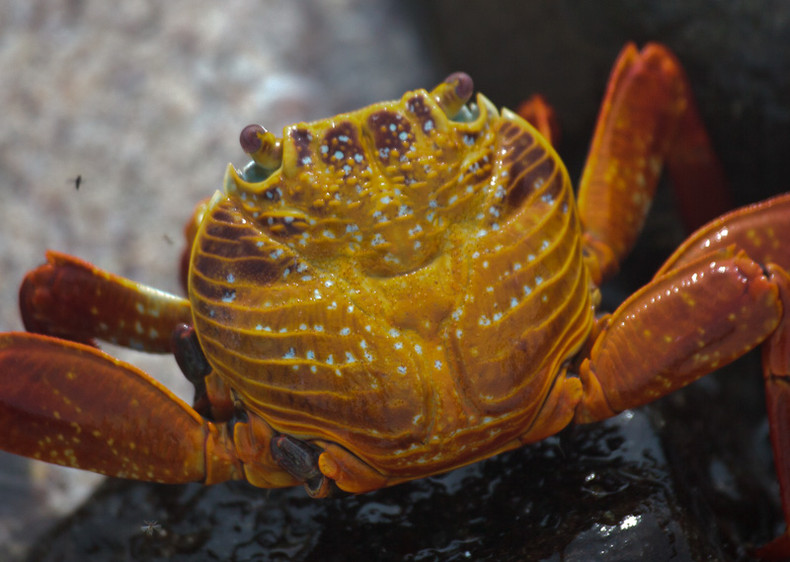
[2,43,790,556]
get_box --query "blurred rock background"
[1,0,789,560]
[0,1,434,558]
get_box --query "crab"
[2,42,790,556]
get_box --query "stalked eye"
[240,124,283,171]
[431,72,474,119]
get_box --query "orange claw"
[0,332,299,488]
[0,332,214,482]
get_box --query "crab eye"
[432,72,474,119]
[240,124,283,171]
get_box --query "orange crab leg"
[652,191,790,558]
[0,332,299,489]
[575,247,781,422]
[577,42,730,283]
[574,193,790,557]
[20,251,191,352]
[655,192,790,276]
[757,266,790,559]
[517,94,560,146]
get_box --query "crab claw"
[0,332,298,489]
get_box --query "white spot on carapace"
[340,327,351,336]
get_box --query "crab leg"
[0,332,298,488]
[20,251,192,352]
[574,247,781,422]
[653,192,790,558]
[577,43,730,283]
[654,192,790,276]
[573,193,790,557]
[517,94,560,146]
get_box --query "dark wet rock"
[26,370,779,561]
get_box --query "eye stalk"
[431,72,474,119]
[239,124,283,171]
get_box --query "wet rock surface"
[26,368,779,561]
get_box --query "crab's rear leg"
[517,94,560,146]
[576,42,731,284]
[0,332,300,489]
[574,193,790,557]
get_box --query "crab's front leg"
[574,193,790,558]
[0,332,300,489]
